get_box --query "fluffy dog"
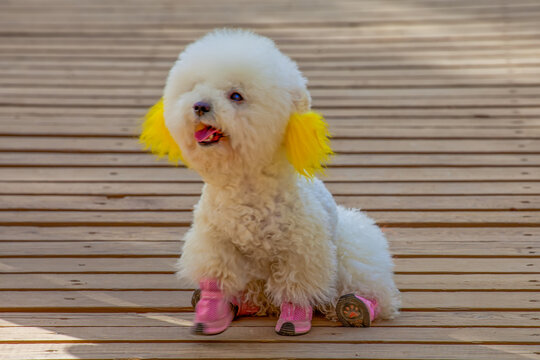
[140,29,400,336]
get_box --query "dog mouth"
[194,123,225,146]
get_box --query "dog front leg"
[177,227,250,294]
[267,244,337,336]
[176,228,250,335]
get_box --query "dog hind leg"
[332,205,401,321]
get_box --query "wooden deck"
[1,0,540,359]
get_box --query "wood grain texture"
[2,0,539,359]
[1,210,538,228]
[2,311,539,328]
[1,194,539,211]
[1,257,538,274]
[0,273,537,290]
[2,325,539,344]
[1,167,539,182]
[1,343,539,360]
[0,291,538,311]
[0,181,538,196]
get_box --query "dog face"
[162,29,311,176]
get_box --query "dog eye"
[229,92,243,102]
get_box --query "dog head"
[140,29,332,180]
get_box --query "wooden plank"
[0,73,540,91]
[2,115,539,127]
[5,86,540,100]
[2,116,537,127]
[4,75,540,88]
[1,39,538,56]
[0,0,534,8]
[1,75,539,92]
[1,194,539,211]
[1,343,538,360]
[5,58,540,73]
[0,274,188,290]
[0,273,536,290]
[0,290,537,311]
[0,241,181,257]
[0,258,178,273]
[2,105,540,118]
[0,210,539,227]
[6,27,534,39]
[0,52,535,68]
[1,137,539,154]
[1,23,538,36]
[3,153,540,167]
[0,181,538,196]
[0,239,537,258]
[3,53,540,67]
[0,20,536,36]
[2,125,540,140]
[0,2,534,16]
[0,2,536,17]
[2,258,538,274]
[0,1,537,16]
[1,226,536,243]
[3,50,540,64]
[1,167,539,182]
[396,274,540,290]
[1,311,538,328]
[0,8,539,27]
[394,258,540,274]
[1,48,538,67]
[10,12,540,24]
[0,226,183,241]
[3,121,540,139]
[5,65,540,78]
[1,72,539,87]
[1,118,540,137]
[1,8,539,27]
[0,238,536,258]
[2,59,540,74]
[1,325,538,344]
[0,290,192,311]
[0,0,536,9]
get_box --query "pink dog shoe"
[275,302,313,336]
[192,279,234,335]
[191,289,259,318]
[336,293,379,327]
[230,295,260,317]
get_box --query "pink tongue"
[195,127,218,142]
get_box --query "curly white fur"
[165,29,400,320]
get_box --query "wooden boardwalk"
[1,0,540,359]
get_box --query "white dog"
[140,29,400,336]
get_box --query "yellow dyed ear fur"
[139,98,186,165]
[285,111,333,178]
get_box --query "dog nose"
[193,101,211,116]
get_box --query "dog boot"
[231,295,260,317]
[191,288,202,308]
[336,293,379,327]
[275,302,313,336]
[192,279,234,335]
[191,289,259,318]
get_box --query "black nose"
[193,101,211,116]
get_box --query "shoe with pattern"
[336,293,379,327]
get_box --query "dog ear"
[284,111,333,179]
[139,98,187,165]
